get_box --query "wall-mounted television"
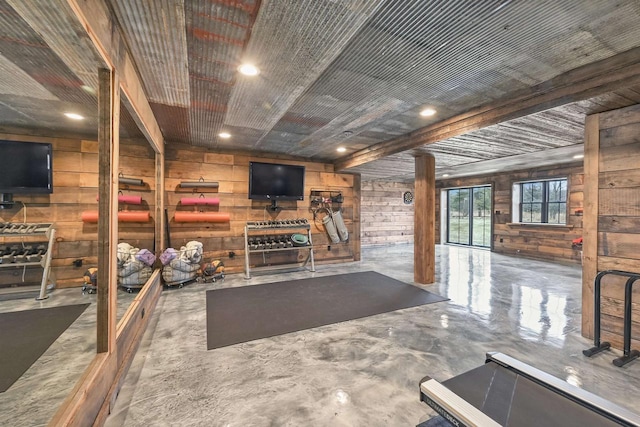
[249,161,305,209]
[0,140,53,208]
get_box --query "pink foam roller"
[180,197,220,206]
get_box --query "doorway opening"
[445,185,492,248]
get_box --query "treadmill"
[419,352,640,427]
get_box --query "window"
[513,179,567,224]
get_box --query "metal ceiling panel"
[2,0,640,181]
[110,0,190,107]
[0,53,58,100]
[0,95,98,135]
[273,0,640,160]
[185,0,260,146]
[7,0,103,91]
[224,0,386,141]
[150,103,190,143]
[0,0,98,136]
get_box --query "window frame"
[513,178,568,225]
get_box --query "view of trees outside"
[447,186,491,247]
[472,186,492,246]
[521,179,567,224]
[448,188,470,245]
[521,181,543,222]
[547,179,567,224]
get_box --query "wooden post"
[582,114,600,339]
[352,173,361,261]
[415,154,436,284]
[97,68,119,353]
[155,151,165,252]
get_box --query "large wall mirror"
[116,97,159,324]
[0,3,165,425]
[0,87,101,426]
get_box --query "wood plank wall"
[164,144,359,273]
[583,103,640,350]
[435,164,584,264]
[0,134,156,288]
[361,181,414,246]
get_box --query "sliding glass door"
[447,185,492,248]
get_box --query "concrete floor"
[101,244,640,426]
[3,244,639,426]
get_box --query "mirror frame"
[49,1,165,422]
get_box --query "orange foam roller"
[82,211,150,223]
[81,211,99,223]
[174,212,230,223]
[180,197,220,206]
[96,195,143,204]
[119,211,150,222]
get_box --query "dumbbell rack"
[0,222,56,300]
[244,219,315,279]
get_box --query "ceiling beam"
[65,0,164,153]
[335,47,640,171]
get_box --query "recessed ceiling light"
[573,154,584,159]
[336,147,346,153]
[81,85,96,95]
[238,63,259,76]
[419,108,437,117]
[218,132,231,139]
[442,174,450,177]
[64,112,84,120]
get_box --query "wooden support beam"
[66,0,164,153]
[582,114,600,339]
[155,152,165,251]
[414,154,435,284]
[97,68,119,353]
[335,47,640,171]
[352,173,361,261]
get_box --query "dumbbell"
[26,245,47,263]
[1,245,20,264]
[14,246,34,263]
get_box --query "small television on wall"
[0,140,53,208]
[249,161,305,210]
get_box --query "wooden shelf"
[506,223,574,229]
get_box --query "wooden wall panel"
[435,164,583,264]
[164,144,359,274]
[0,134,156,289]
[360,181,414,247]
[582,102,640,351]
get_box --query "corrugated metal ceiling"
[1,0,640,180]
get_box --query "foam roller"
[179,181,219,188]
[119,177,144,186]
[180,197,220,206]
[81,211,150,223]
[332,210,349,242]
[173,212,230,223]
[322,214,340,244]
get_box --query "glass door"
[447,185,492,248]
[447,188,470,245]
[471,186,492,247]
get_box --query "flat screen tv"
[249,162,305,206]
[0,140,53,207]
